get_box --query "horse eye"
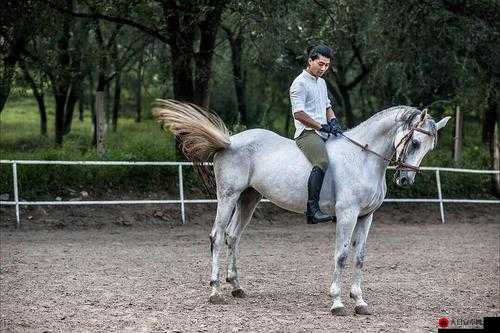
[412,140,420,149]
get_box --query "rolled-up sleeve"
[290,80,305,113]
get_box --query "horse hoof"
[209,294,225,304]
[354,305,372,315]
[330,306,347,316]
[231,288,246,298]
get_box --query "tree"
[50,0,81,145]
[222,22,248,126]
[47,0,228,108]
[0,1,33,112]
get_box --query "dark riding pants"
[295,130,329,172]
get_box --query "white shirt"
[289,70,332,139]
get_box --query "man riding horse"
[153,59,451,314]
[290,44,343,224]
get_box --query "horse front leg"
[350,212,373,315]
[330,206,358,316]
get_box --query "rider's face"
[307,55,330,78]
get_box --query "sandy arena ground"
[0,203,499,332]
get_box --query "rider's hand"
[328,118,343,137]
[319,123,333,134]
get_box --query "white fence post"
[435,170,445,223]
[178,164,186,225]
[12,162,20,228]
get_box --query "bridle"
[340,119,435,173]
[393,125,435,172]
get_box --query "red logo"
[438,317,449,328]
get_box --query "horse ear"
[436,116,451,130]
[420,109,428,121]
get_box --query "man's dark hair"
[307,44,334,60]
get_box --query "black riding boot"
[306,166,332,224]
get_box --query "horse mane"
[346,106,411,134]
[348,106,432,135]
[398,107,438,138]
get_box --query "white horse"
[153,100,450,315]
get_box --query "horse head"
[394,109,451,186]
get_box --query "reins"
[339,120,435,173]
[340,133,392,162]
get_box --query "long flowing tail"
[152,99,231,187]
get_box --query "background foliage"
[1,0,499,199]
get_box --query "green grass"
[0,97,497,200]
[0,97,176,161]
[0,97,184,199]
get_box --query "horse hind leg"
[225,188,261,298]
[209,191,240,304]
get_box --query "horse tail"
[152,99,231,189]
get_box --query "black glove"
[319,123,334,134]
[328,118,343,137]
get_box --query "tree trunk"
[194,5,225,108]
[111,38,121,131]
[164,2,196,103]
[493,124,500,196]
[284,110,291,137]
[482,107,496,143]
[134,79,142,123]
[36,93,48,136]
[95,91,106,156]
[339,85,354,128]
[20,62,47,136]
[134,46,144,122]
[483,81,497,144]
[75,22,90,123]
[170,48,195,102]
[94,72,108,147]
[0,30,25,113]
[94,19,112,130]
[89,72,97,145]
[63,85,77,135]
[487,75,500,195]
[112,71,121,132]
[105,84,111,126]
[325,79,343,112]
[162,0,226,158]
[54,93,66,146]
[453,106,463,162]
[63,19,83,135]
[225,27,248,126]
[51,0,73,146]
[78,83,85,122]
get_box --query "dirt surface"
[0,203,499,332]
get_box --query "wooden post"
[454,106,463,163]
[494,123,500,195]
[95,91,106,157]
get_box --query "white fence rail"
[1,160,499,227]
